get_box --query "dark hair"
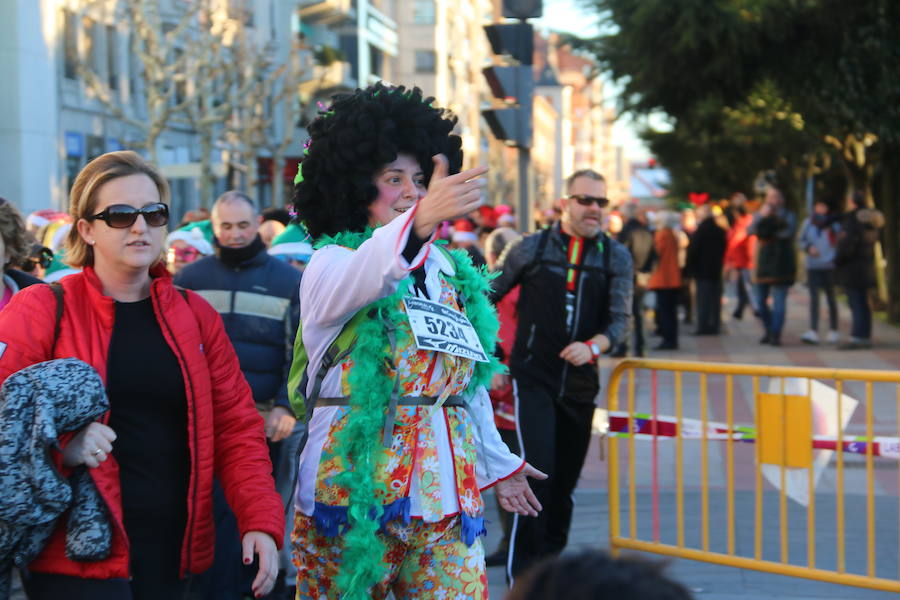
[0,198,30,270]
[261,207,291,226]
[505,550,694,600]
[291,82,463,239]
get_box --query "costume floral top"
[294,208,524,544]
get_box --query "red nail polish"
[244,558,251,564]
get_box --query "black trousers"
[194,438,284,600]
[507,375,595,580]
[632,286,646,355]
[23,569,194,600]
[492,427,521,553]
[694,278,723,334]
[655,288,680,347]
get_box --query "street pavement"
[484,283,900,599]
[10,284,897,599]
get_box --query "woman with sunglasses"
[0,151,283,600]
[0,197,44,310]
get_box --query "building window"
[63,9,78,79]
[370,45,384,79]
[412,0,435,25]
[81,16,98,72]
[414,50,435,74]
[106,25,118,90]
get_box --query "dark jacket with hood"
[835,207,885,289]
[3,269,43,295]
[750,208,797,285]
[685,217,727,281]
[175,236,301,411]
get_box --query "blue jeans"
[755,283,789,336]
[845,287,872,340]
[807,269,838,331]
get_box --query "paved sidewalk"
[485,284,900,599]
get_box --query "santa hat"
[26,209,70,231]
[479,205,497,229]
[176,219,215,245]
[495,204,512,216]
[451,219,478,244]
[268,223,314,262]
[165,228,214,255]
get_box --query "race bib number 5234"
[403,297,489,362]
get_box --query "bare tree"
[224,26,310,207]
[75,0,203,163]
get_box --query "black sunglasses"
[568,194,610,208]
[89,203,169,228]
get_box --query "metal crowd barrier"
[605,358,900,593]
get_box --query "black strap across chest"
[528,228,612,276]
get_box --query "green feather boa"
[312,227,502,598]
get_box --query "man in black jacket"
[685,205,727,335]
[175,190,301,599]
[835,192,885,349]
[490,170,632,579]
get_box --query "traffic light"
[481,22,533,149]
[484,23,533,64]
[481,66,532,148]
[502,0,542,19]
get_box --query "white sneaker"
[801,330,820,344]
[827,330,840,344]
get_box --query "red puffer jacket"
[0,265,284,579]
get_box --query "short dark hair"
[291,82,463,240]
[505,550,694,600]
[565,169,606,194]
[261,207,291,226]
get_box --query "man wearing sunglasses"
[174,190,301,598]
[490,169,633,580]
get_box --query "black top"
[685,217,727,280]
[106,297,189,537]
[490,224,633,401]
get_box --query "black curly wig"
[291,82,464,240]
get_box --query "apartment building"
[392,0,494,169]
[1,0,399,216]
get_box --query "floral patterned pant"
[291,513,488,600]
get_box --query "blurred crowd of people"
[0,150,885,600]
[598,184,885,353]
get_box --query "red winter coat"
[725,213,756,270]
[0,265,284,579]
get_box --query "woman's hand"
[61,422,117,468]
[413,154,487,239]
[495,463,548,517]
[264,406,297,443]
[243,531,279,598]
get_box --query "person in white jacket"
[288,83,545,600]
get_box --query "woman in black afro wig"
[289,80,545,600]
[292,82,464,239]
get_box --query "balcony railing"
[297,0,354,25]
